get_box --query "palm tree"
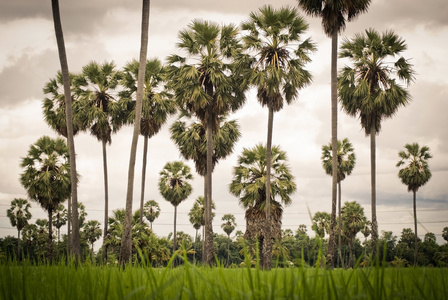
[167,19,246,265]
[74,60,124,262]
[341,201,367,268]
[50,0,81,259]
[338,29,415,257]
[241,5,315,269]
[158,161,193,254]
[297,0,371,269]
[83,220,102,261]
[52,204,67,242]
[397,143,432,265]
[229,143,296,268]
[7,198,32,259]
[188,197,203,262]
[143,200,161,230]
[20,136,71,260]
[312,211,331,238]
[321,138,356,266]
[221,214,236,266]
[120,58,176,224]
[120,0,151,265]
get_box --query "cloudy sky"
[1,0,447,244]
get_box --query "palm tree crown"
[397,143,432,192]
[321,138,356,183]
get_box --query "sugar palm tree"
[52,204,67,242]
[241,5,315,269]
[120,58,176,224]
[321,138,356,266]
[158,161,193,254]
[83,220,102,261]
[50,0,81,258]
[7,198,32,259]
[20,136,71,260]
[188,199,203,262]
[297,0,371,268]
[341,201,367,268]
[339,29,415,256]
[229,143,296,268]
[143,200,161,230]
[167,19,246,265]
[221,214,236,266]
[74,60,124,262]
[312,211,331,238]
[397,143,432,265]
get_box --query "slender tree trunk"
[370,126,378,260]
[120,0,150,266]
[413,190,418,266]
[328,30,338,269]
[262,106,274,270]
[48,207,53,262]
[51,0,80,261]
[194,228,198,263]
[139,135,149,223]
[227,234,230,267]
[17,229,21,260]
[204,111,214,265]
[102,139,109,263]
[202,176,206,263]
[338,181,344,268]
[67,196,71,254]
[173,205,177,254]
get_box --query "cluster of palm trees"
[34,0,432,268]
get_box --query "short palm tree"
[52,204,67,242]
[143,200,161,230]
[221,214,236,266]
[397,143,432,265]
[167,19,246,265]
[241,5,315,269]
[83,220,102,260]
[229,143,296,268]
[312,211,331,238]
[74,60,124,261]
[7,198,32,259]
[120,58,176,223]
[338,29,415,254]
[321,138,356,266]
[341,201,367,268]
[20,136,71,260]
[297,0,371,268]
[158,161,193,254]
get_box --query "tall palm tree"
[321,138,356,266]
[120,58,176,224]
[143,200,161,230]
[221,213,236,266]
[229,143,296,268]
[241,5,315,269]
[83,220,102,261]
[397,143,432,265]
[338,29,415,257]
[158,161,193,254]
[297,0,371,268]
[74,60,124,262]
[341,201,367,268]
[167,20,246,265]
[120,0,151,265]
[52,204,67,242]
[20,136,71,260]
[50,0,81,259]
[7,198,32,259]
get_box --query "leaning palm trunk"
[120,0,150,265]
[370,125,378,260]
[51,0,80,260]
[102,140,109,263]
[204,110,214,265]
[262,106,274,270]
[139,135,149,223]
[328,30,338,269]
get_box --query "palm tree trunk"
[139,135,149,223]
[227,234,230,267]
[370,125,378,260]
[338,181,344,268]
[67,196,71,254]
[120,0,150,266]
[413,190,418,266]
[204,113,214,266]
[173,205,177,254]
[328,29,338,269]
[194,228,198,263]
[50,0,80,261]
[102,139,109,263]
[48,207,53,262]
[262,106,274,270]
[17,229,21,260]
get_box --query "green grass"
[1,259,447,300]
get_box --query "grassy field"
[1,258,447,300]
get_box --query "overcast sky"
[1,0,447,245]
